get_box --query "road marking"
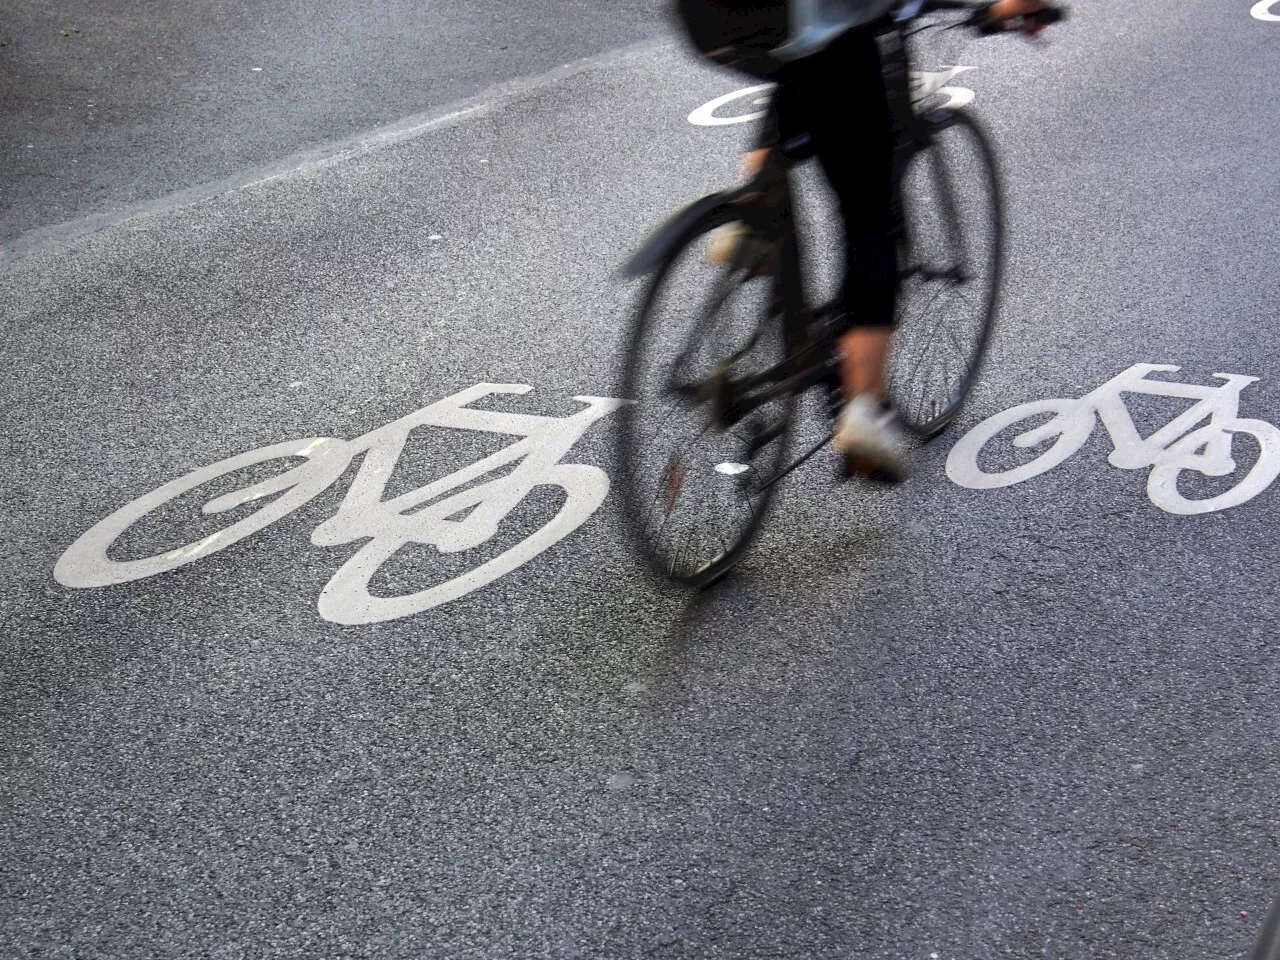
[687,67,976,127]
[687,84,774,126]
[55,384,629,623]
[1251,0,1280,20]
[4,38,670,263]
[946,363,1280,515]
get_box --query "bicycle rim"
[615,205,796,588]
[889,109,1004,439]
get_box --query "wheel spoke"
[616,215,796,585]
[889,111,1001,437]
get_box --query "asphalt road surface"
[4,2,1280,958]
[0,0,664,249]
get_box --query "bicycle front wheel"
[889,108,1004,438]
[615,204,796,588]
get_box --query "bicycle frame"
[621,0,994,495]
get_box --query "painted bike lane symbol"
[1252,0,1280,21]
[946,363,1280,515]
[55,384,628,624]
[686,66,976,127]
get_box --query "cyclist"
[675,0,1056,481]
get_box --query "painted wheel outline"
[945,398,1094,489]
[53,438,350,589]
[1146,417,1280,515]
[316,463,611,624]
[687,84,773,127]
[1252,0,1280,21]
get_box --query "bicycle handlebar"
[975,4,1068,33]
[776,0,1067,64]
[913,0,1068,33]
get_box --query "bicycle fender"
[620,191,735,278]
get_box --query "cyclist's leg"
[811,29,899,400]
[710,48,806,262]
[806,29,906,477]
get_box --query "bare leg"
[838,327,892,401]
[741,148,770,179]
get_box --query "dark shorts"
[675,1,901,329]
[770,28,899,329]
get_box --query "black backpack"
[673,0,789,73]
[673,0,894,76]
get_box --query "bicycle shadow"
[654,519,891,670]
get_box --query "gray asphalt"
[0,0,664,248]
[4,2,1280,958]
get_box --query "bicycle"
[615,0,1062,587]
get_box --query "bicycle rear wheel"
[888,108,1004,438]
[615,205,796,588]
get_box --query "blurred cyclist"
[675,0,1055,481]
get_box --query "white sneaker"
[833,393,911,483]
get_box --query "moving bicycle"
[616,0,1066,585]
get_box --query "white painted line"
[3,37,672,263]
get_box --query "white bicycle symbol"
[686,66,975,126]
[55,384,628,624]
[1252,0,1280,21]
[946,363,1280,515]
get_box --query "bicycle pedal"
[840,454,906,486]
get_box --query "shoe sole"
[839,452,908,485]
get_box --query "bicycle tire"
[889,108,1004,439]
[1251,895,1280,960]
[615,201,796,588]
[944,398,1091,490]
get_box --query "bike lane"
[3,2,1280,958]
